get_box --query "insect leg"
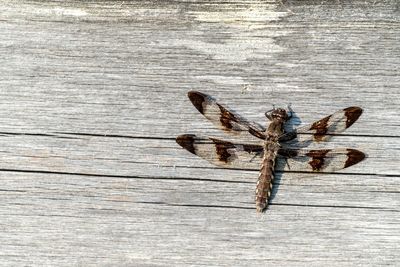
[265,105,276,120]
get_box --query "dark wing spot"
[217,104,237,130]
[344,149,365,168]
[210,139,235,163]
[279,131,297,142]
[188,91,206,114]
[242,144,264,154]
[176,134,196,154]
[249,127,266,140]
[217,104,266,139]
[344,107,363,128]
[278,148,298,158]
[310,115,331,142]
[277,149,298,171]
[306,149,331,171]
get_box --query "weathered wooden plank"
[0,170,398,265]
[0,1,399,137]
[0,172,399,266]
[0,0,399,266]
[0,133,396,175]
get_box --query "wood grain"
[0,0,399,266]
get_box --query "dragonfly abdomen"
[255,145,277,212]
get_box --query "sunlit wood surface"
[0,0,399,266]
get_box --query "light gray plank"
[0,172,399,266]
[0,0,399,266]
[0,171,399,265]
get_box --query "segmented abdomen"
[255,151,276,212]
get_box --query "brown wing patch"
[177,134,263,169]
[217,104,236,130]
[176,134,196,154]
[187,91,266,140]
[277,148,298,158]
[277,148,365,172]
[188,91,206,114]
[306,149,331,171]
[344,149,365,168]
[344,107,363,128]
[248,127,266,140]
[310,115,331,142]
[282,106,363,144]
[210,138,235,163]
[217,104,267,139]
[208,139,263,163]
[242,144,264,154]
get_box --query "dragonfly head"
[265,108,289,122]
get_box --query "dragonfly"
[176,91,365,212]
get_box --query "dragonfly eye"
[271,108,288,120]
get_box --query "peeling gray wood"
[0,0,399,266]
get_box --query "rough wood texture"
[1,0,399,266]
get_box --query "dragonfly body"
[256,108,289,212]
[176,91,365,212]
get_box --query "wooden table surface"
[0,0,399,266]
